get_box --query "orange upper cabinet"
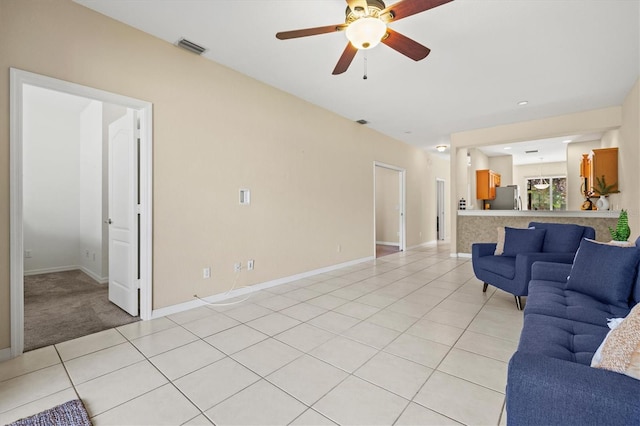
[590,147,618,195]
[476,169,501,200]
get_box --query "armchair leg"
[482,282,488,293]
[515,296,523,311]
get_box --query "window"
[527,176,567,210]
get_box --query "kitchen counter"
[458,210,619,218]
[457,210,620,255]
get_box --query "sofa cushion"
[474,255,516,279]
[567,239,640,307]
[526,279,631,326]
[502,227,546,257]
[529,222,585,253]
[517,313,608,366]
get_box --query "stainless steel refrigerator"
[488,185,521,210]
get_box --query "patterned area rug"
[24,270,139,351]
[8,399,92,426]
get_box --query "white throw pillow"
[592,304,640,380]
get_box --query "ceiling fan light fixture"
[346,17,387,49]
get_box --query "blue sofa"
[506,238,640,425]
[472,222,595,309]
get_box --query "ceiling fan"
[276,0,453,75]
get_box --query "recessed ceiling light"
[517,100,528,106]
[563,139,572,144]
[503,147,512,150]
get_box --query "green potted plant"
[592,175,619,210]
[609,209,631,244]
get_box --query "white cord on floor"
[192,270,257,307]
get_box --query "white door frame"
[9,68,153,357]
[436,178,446,240]
[373,162,406,253]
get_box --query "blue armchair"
[471,222,595,309]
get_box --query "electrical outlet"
[203,267,211,279]
[234,262,242,272]
[85,250,90,258]
[247,259,254,271]
[24,249,32,259]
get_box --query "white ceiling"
[478,132,604,166]
[75,0,639,156]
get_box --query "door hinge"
[137,204,142,214]
[136,279,141,290]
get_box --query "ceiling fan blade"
[332,43,358,75]
[382,28,430,61]
[276,24,347,40]
[381,0,453,22]
[346,0,369,15]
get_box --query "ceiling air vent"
[176,38,207,55]
[356,119,368,125]
[525,149,539,154]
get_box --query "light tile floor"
[0,244,523,425]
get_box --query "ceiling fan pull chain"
[363,52,368,80]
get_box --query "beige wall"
[0,0,442,351]
[488,155,513,186]
[619,79,640,234]
[455,148,470,208]
[375,166,400,244]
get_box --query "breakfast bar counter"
[457,210,619,255]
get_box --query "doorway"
[374,162,406,257]
[10,69,153,357]
[437,178,446,240]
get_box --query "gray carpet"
[8,399,92,426]
[24,270,139,351]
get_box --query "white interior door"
[108,109,139,316]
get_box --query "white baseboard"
[0,347,11,362]
[151,255,375,320]
[24,265,108,284]
[79,267,108,284]
[24,265,79,276]
[456,253,472,258]
[376,241,400,246]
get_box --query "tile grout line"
[3,246,515,426]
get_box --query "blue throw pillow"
[529,222,585,253]
[502,227,546,257]
[567,239,640,307]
